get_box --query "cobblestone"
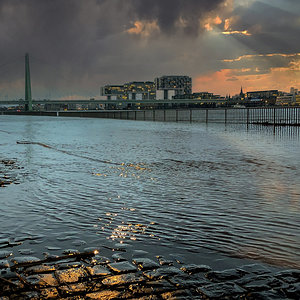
[133,257,159,270]
[0,247,299,299]
[108,261,137,274]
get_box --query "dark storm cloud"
[0,0,298,99]
[127,0,225,36]
[0,0,227,98]
[225,1,300,55]
[0,0,129,97]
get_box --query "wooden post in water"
[206,109,208,124]
[224,108,227,124]
[153,110,155,121]
[144,110,146,121]
[273,107,276,125]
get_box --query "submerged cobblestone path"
[0,247,299,299]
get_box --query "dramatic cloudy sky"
[0,0,299,99]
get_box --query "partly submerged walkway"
[0,246,299,299]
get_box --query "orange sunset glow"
[195,56,300,95]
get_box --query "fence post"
[190,109,192,122]
[176,110,178,122]
[246,108,249,125]
[153,110,155,121]
[164,110,166,122]
[144,110,146,121]
[225,108,227,124]
[206,109,208,123]
[273,107,276,125]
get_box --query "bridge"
[0,54,231,110]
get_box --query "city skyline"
[0,0,299,99]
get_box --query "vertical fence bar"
[225,108,227,124]
[206,109,208,124]
[293,107,295,124]
[164,110,166,122]
[144,110,146,121]
[273,107,276,125]
[190,109,192,122]
[285,107,287,124]
[246,108,249,125]
[135,111,137,120]
[127,111,129,120]
[176,110,178,122]
[153,110,155,121]
[260,107,262,123]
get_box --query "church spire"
[240,86,245,100]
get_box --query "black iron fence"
[106,107,300,125]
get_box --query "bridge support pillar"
[25,53,32,111]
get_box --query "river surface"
[0,115,299,270]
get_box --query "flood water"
[0,115,299,270]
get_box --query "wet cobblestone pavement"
[0,247,299,299]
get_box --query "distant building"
[194,92,223,99]
[173,92,223,100]
[101,82,155,101]
[101,75,192,101]
[100,85,124,100]
[155,75,192,100]
[246,90,281,105]
[123,81,155,100]
[276,95,294,105]
[290,87,298,95]
[276,88,300,105]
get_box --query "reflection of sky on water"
[0,115,299,268]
